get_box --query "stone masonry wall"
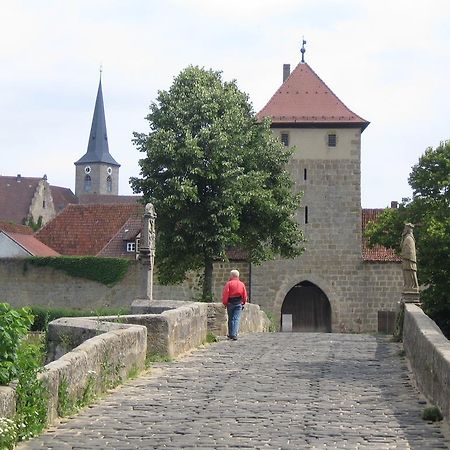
[251,146,403,332]
[0,259,247,310]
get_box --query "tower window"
[305,206,309,224]
[42,200,46,208]
[303,168,307,181]
[106,175,112,192]
[281,133,289,147]
[328,133,337,147]
[84,175,92,192]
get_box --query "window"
[42,200,46,208]
[305,206,309,224]
[303,168,307,181]
[281,133,289,147]
[84,175,92,192]
[328,133,337,147]
[126,242,136,252]
[106,175,112,192]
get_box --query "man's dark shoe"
[231,336,238,341]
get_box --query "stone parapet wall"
[403,303,450,421]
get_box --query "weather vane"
[301,38,307,63]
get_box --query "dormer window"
[126,242,136,252]
[327,133,337,147]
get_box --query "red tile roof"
[50,186,78,212]
[258,63,369,130]
[98,216,143,258]
[0,220,33,235]
[78,194,142,205]
[36,203,144,256]
[362,209,400,262]
[6,232,60,256]
[0,175,41,223]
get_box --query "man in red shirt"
[222,269,248,340]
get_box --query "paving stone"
[16,333,450,449]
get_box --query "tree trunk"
[202,258,213,302]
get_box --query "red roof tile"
[6,232,60,256]
[362,209,400,262]
[50,186,78,212]
[258,63,369,130]
[0,175,40,223]
[98,216,143,258]
[78,194,142,205]
[36,203,144,256]
[0,220,33,235]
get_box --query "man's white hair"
[230,269,240,278]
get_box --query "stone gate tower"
[252,50,401,333]
[74,77,120,198]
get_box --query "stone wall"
[0,301,269,424]
[0,259,248,310]
[403,303,450,421]
[252,257,402,333]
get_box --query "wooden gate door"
[281,281,331,332]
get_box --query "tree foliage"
[131,66,304,299]
[366,141,450,336]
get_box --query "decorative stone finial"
[301,38,307,63]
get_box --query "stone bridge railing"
[0,301,269,425]
[403,303,450,421]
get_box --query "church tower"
[253,43,374,332]
[74,76,120,198]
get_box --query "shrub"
[14,337,48,441]
[0,303,34,385]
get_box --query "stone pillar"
[138,203,156,301]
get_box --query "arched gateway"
[281,281,331,332]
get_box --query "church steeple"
[74,75,120,198]
[75,77,119,166]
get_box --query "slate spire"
[75,77,120,166]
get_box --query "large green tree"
[131,66,304,300]
[366,141,450,336]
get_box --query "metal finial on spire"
[99,64,103,80]
[301,38,307,63]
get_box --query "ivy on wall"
[26,257,132,286]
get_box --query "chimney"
[283,64,290,82]
[390,201,398,209]
[16,174,21,182]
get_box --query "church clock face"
[107,167,112,175]
[84,166,91,174]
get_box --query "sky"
[1,0,449,208]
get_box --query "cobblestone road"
[18,333,449,449]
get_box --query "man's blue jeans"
[227,303,243,337]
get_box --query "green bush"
[0,303,34,385]
[15,337,48,441]
[29,306,131,332]
[27,256,131,286]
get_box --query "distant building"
[74,77,121,198]
[0,174,77,226]
[251,52,402,333]
[36,203,143,259]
